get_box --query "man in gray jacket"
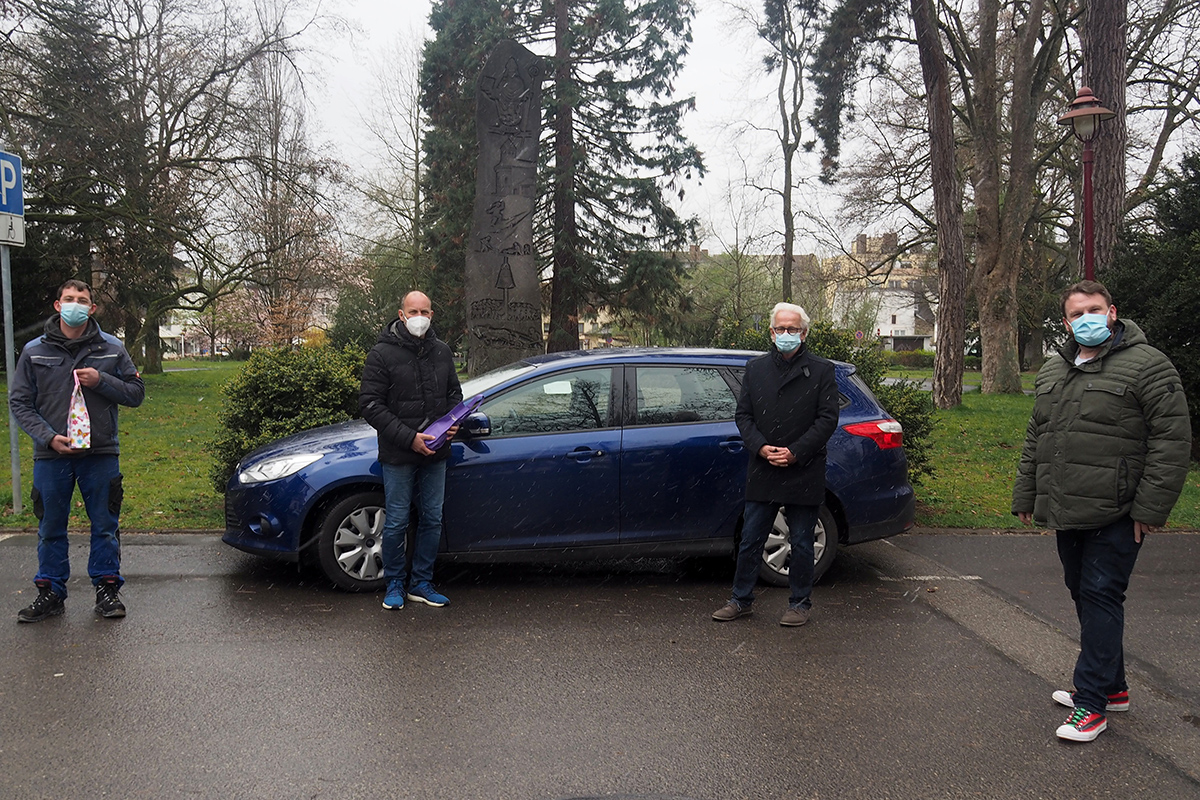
[10,280,145,622]
[1012,280,1191,742]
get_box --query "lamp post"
[1057,87,1116,281]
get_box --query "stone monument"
[465,40,546,375]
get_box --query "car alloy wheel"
[314,491,388,592]
[757,503,838,586]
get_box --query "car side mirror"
[463,411,491,437]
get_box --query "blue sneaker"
[406,581,449,607]
[382,579,405,609]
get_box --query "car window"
[482,368,613,435]
[633,366,736,425]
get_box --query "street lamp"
[1058,87,1116,281]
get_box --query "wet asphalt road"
[1,530,1198,800]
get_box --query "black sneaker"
[18,580,64,623]
[94,578,126,618]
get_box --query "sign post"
[0,150,26,513]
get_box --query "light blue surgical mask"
[1070,313,1112,347]
[774,332,802,353]
[59,301,90,328]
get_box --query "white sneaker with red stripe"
[1052,689,1129,712]
[1056,707,1108,742]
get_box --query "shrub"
[805,322,936,484]
[804,321,888,390]
[964,355,981,371]
[873,379,936,483]
[885,349,936,369]
[713,322,769,352]
[206,345,367,492]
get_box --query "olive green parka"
[1011,319,1191,529]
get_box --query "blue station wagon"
[223,348,916,591]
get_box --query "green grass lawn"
[0,358,1195,531]
[914,389,1200,530]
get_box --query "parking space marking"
[0,534,18,542]
[879,575,982,582]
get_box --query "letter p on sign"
[1,161,16,208]
[0,152,23,216]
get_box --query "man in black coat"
[359,291,462,610]
[712,302,840,627]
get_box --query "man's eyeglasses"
[772,326,804,335]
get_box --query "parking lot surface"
[1,531,1198,799]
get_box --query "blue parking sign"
[0,151,22,217]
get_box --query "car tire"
[757,503,838,587]
[314,491,388,592]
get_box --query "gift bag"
[66,371,91,449]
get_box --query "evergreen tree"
[1107,153,1200,460]
[419,0,525,351]
[542,0,703,351]
[420,0,704,354]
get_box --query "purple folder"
[424,394,484,450]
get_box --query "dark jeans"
[1057,515,1142,715]
[731,501,817,609]
[33,454,123,599]
[380,460,447,587]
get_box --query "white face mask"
[404,315,431,337]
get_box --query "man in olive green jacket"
[1012,280,1191,743]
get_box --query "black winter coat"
[359,319,463,466]
[735,343,840,505]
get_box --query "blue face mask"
[1070,313,1112,347]
[59,301,90,328]
[774,332,803,353]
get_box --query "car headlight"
[237,453,324,484]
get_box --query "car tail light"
[843,419,904,449]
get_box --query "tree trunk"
[1082,0,1127,277]
[911,0,966,409]
[142,312,163,375]
[546,0,579,352]
[973,0,1048,394]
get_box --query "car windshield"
[460,362,538,398]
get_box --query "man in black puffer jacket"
[359,291,462,611]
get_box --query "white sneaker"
[1052,689,1129,712]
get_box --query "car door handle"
[566,447,605,460]
[719,438,744,453]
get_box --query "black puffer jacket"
[735,343,840,505]
[359,319,462,466]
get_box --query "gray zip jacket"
[10,315,145,459]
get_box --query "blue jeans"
[1057,516,1142,715]
[731,501,817,609]
[381,460,447,587]
[32,455,123,599]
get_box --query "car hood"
[238,419,376,466]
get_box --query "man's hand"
[1134,520,1156,543]
[74,367,100,388]
[411,432,436,456]
[758,445,795,467]
[49,434,75,454]
[1017,512,1033,526]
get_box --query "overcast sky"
[308,0,814,252]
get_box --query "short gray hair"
[769,302,810,332]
